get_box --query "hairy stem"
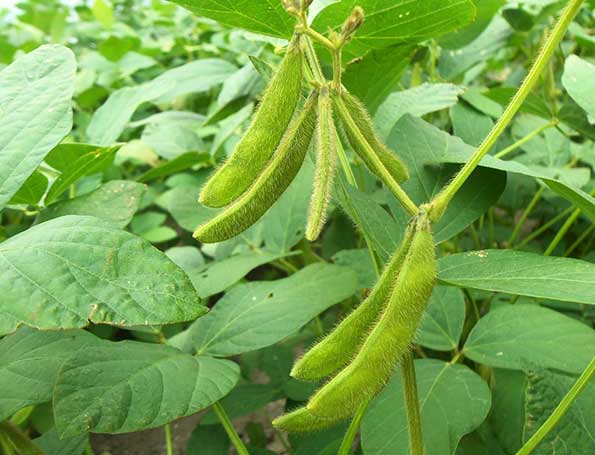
[213,402,250,455]
[401,352,424,455]
[516,355,595,455]
[430,0,585,221]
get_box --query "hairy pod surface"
[307,217,436,419]
[335,91,409,184]
[194,92,318,243]
[272,407,341,433]
[306,89,338,241]
[199,37,303,208]
[292,225,415,380]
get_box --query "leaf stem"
[213,402,250,455]
[544,206,581,256]
[494,120,558,159]
[513,206,574,249]
[430,0,584,221]
[338,402,368,455]
[508,186,546,246]
[564,223,594,256]
[401,352,424,455]
[516,355,595,455]
[164,423,173,455]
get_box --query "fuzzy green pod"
[306,89,338,241]
[292,225,415,380]
[199,37,303,208]
[335,91,409,184]
[272,407,341,433]
[194,92,318,243]
[307,216,436,419]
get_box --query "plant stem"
[509,186,545,245]
[213,402,250,455]
[401,352,424,455]
[164,423,173,455]
[338,402,368,455]
[543,207,581,256]
[430,0,584,221]
[516,355,595,455]
[514,206,574,249]
[564,223,594,256]
[494,120,557,159]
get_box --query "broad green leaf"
[170,264,358,356]
[34,428,88,455]
[450,103,494,147]
[169,0,295,39]
[523,368,595,453]
[463,304,595,374]
[137,152,209,183]
[312,0,476,59]
[0,215,205,334]
[416,285,466,352]
[387,116,506,244]
[44,143,118,204]
[438,249,595,306]
[362,359,491,455]
[157,184,213,232]
[562,55,595,122]
[141,122,205,160]
[182,250,295,298]
[375,83,464,139]
[0,328,100,421]
[87,59,236,145]
[489,369,526,454]
[8,171,48,206]
[440,0,506,49]
[91,0,114,29]
[37,180,145,228]
[0,45,75,211]
[53,340,240,436]
[343,45,414,113]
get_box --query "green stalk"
[338,402,368,455]
[516,355,595,455]
[544,207,580,256]
[514,206,574,249]
[164,423,173,455]
[564,224,594,256]
[401,352,424,455]
[213,402,250,455]
[494,120,557,159]
[430,0,584,221]
[508,186,545,246]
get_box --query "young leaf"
[562,55,595,121]
[53,340,240,436]
[0,45,75,211]
[0,215,205,334]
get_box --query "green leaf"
[375,83,464,139]
[440,0,506,49]
[438,249,595,306]
[463,304,595,374]
[186,425,229,455]
[562,55,595,122]
[523,368,595,453]
[170,263,358,356]
[361,359,491,455]
[37,180,145,228]
[34,428,88,455]
[416,285,466,352]
[157,184,216,232]
[182,250,295,299]
[343,45,414,113]
[312,0,476,59]
[8,171,48,206]
[387,116,506,244]
[450,103,494,147]
[0,328,100,421]
[0,44,75,211]
[137,152,209,183]
[489,369,526,454]
[91,0,114,29]
[169,0,295,39]
[53,340,240,436]
[87,59,236,145]
[200,384,279,425]
[44,143,118,204]
[0,215,205,334]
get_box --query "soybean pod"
[199,36,303,208]
[272,407,340,433]
[194,92,318,243]
[307,216,436,419]
[306,88,338,241]
[291,224,415,381]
